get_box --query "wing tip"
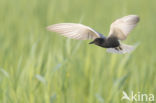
[46,26,51,31]
[46,23,81,31]
[134,15,140,23]
[129,14,140,23]
[46,24,56,31]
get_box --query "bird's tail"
[106,43,139,54]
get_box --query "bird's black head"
[89,38,105,46]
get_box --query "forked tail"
[106,43,139,54]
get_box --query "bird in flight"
[47,15,140,54]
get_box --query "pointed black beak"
[89,41,94,44]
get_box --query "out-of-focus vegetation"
[0,0,156,103]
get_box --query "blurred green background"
[0,0,156,103]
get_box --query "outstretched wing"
[108,15,140,40]
[47,23,103,40]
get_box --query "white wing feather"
[108,15,140,40]
[47,23,102,40]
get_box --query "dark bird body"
[89,36,120,48]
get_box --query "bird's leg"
[115,47,120,51]
[119,45,123,50]
[115,46,122,51]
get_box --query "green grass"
[0,0,156,103]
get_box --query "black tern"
[47,15,140,54]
